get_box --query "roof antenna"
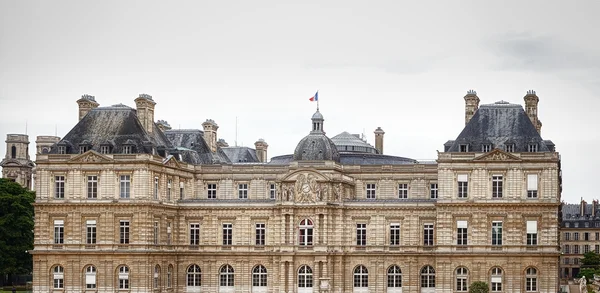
[55,124,57,136]
[25,120,28,135]
[235,116,238,147]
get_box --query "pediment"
[281,169,328,182]
[163,156,181,168]
[473,149,522,162]
[70,151,113,163]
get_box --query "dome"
[331,131,378,154]
[293,133,340,162]
[312,110,324,120]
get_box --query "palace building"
[22,90,561,292]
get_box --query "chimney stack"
[202,119,219,152]
[217,139,229,148]
[464,90,480,125]
[254,139,269,162]
[374,127,385,154]
[134,94,157,134]
[524,90,542,135]
[593,200,598,217]
[581,198,587,217]
[76,94,99,121]
[156,120,172,133]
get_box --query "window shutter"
[527,174,538,190]
[457,174,468,182]
[457,220,468,228]
[527,221,538,233]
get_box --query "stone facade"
[560,199,600,279]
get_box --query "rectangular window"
[595,245,599,254]
[356,223,367,246]
[564,258,570,265]
[153,221,159,245]
[207,183,217,199]
[596,232,599,241]
[366,183,376,199]
[564,245,570,254]
[390,223,400,246]
[223,223,233,245]
[119,175,131,199]
[123,145,132,154]
[100,145,109,154]
[167,179,172,201]
[87,175,98,199]
[238,184,248,199]
[457,220,468,245]
[398,184,408,199]
[55,176,65,199]
[527,174,538,198]
[54,220,64,244]
[459,144,469,152]
[119,220,130,244]
[58,146,66,154]
[574,232,580,240]
[492,175,503,198]
[154,177,159,199]
[255,223,266,246]
[526,220,537,245]
[564,232,570,241]
[482,144,491,152]
[574,245,580,254]
[574,258,580,265]
[505,144,515,152]
[423,223,434,246]
[190,223,200,245]
[528,144,538,152]
[86,220,96,244]
[430,183,438,199]
[167,221,172,245]
[269,184,276,199]
[79,146,87,154]
[584,245,590,253]
[180,181,184,200]
[492,221,503,246]
[585,232,590,241]
[457,174,468,198]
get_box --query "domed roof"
[331,131,378,154]
[293,133,340,162]
[312,110,324,120]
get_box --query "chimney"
[76,94,99,121]
[374,127,385,154]
[35,135,61,154]
[217,139,229,148]
[524,90,542,135]
[134,94,157,134]
[581,198,587,217]
[464,90,480,125]
[593,200,598,217]
[156,120,172,133]
[202,119,219,152]
[254,139,269,162]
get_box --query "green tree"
[469,281,489,293]
[581,251,600,267]
[0,178,35,280]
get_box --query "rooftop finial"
[467,89,477,95]
[138,93,153,100]
[527,90,536,95]
[81,94,96,102]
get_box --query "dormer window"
[481,144,491,152]
[528,143,538,152]
[505,144,515,152]
[58,146,66,154]
[122,145,133,154]
[100,145,110,154]
[459,144,469,152]
[79,145,89,154]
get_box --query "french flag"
[309,91,318,102]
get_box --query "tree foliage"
[0,178,35,276]
[469,281,489,293]
[581,251,600,267]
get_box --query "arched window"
[167,265,173,288]
[421,265,435,288]
[118,265,129,289]
[299,219,314,246]
[490,267,503,292]
[53,265,64,289]
[456,267,468,292]
[11,146,16,158]
[252,265,267,287]
[353,265,368,288]
[525,267,537,292]
[154,265,161,289]
[85,265,96,289]
[187,264,201,287]
[387,265,402,289]
[298,265,313,288]
[220,264,234,287]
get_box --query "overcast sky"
[1,0,598,203]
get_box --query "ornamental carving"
[474,149,521,162]
[73,152,111,163]
[295,173,319,203]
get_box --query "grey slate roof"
[446,101,551,152]
[293,133,341,162]
[221,147,260,163]
[561,203,600,228]
[339,153,417,165]
[164,129,230,164]
[331,131,378,154]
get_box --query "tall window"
[390,223,401,246]
[190,223,200,245]
[574,245,580,254]
[457,175,468,198]
[492,221,503,246]
[187,264,201,288]
[55,176,65,199]
[585,232,590,241]
[353,265,368,288]
[119,220,130,244]
[423,223,434,246]
[207,183,217,199]
[220,265,234,287]
[53,265,64,289]
[430,183,438,199]
[527,221,537,245]
[223,223,233,245]
[179,181,185,200]
[356,223,367,246]
[528,144,538,152]
[238,183,248,199]
[86,220,96,244]
[252,265,267,287]
[87,175,98,199]
[58,145,66,154]
[299,219,313,246]
[269,184,276,199]
[492,175,503,198]
[167,179,172,201]
[122,145,132,154]
[564,232,570,241]
[366,183,376,199]
[85,266,96,289]
[255,223,266,246]
[456,267,468,292]
[167,221,172,245]
[584,244,590,253]
[575,232,580,240]
[54,220,64,244]
[491,267,503,292]
[482,144,491,152]
[457,220,468,245]
[11,146,16,158]
[595,245,599,254]
[505,144,515,152]
[153,265,160,289]
[298,265,313,289]
[421,266,435,288]
[153,221,159,245]
[118,266,129,289]
[387,265,402,289]
[398,183,408,199]
[563,245,570,254]
[119,175,131,199]
[525,267,537,292]
[167,265,173,288]
[527,174,538,198]
[154,177,159,199]
[100,145,110,154]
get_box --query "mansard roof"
[221,147,260,163]
[164,129,230,164]
[447,101,551,152]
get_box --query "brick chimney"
[134,94,156,134]
[524,90,542,135]
[593,200,598,217]
[254,139,269,162]
[202,119,219,152]
[581,198,587,217]
[464,90,480,125]
[374,127,385,154]
[76,94,99,121]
